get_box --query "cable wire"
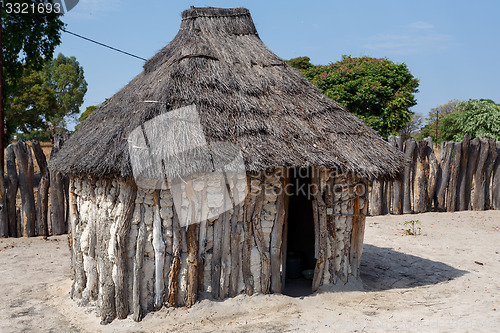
[62,28,147,61]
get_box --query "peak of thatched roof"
[49,7,405,179]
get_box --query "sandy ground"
[0,210,499,333]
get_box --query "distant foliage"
[420,99,461,143]
[75,105,97,130]
[297,55,419,138]
[453,99,500,140]
[286,56,313,71]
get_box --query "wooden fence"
[370,135,500,215]
[0,136,68,238]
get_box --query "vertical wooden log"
[186,222,200,307]
[390,136,403,214]
[251,177,271,294]
[220,184,232,299]
[242,176,254,296]
[447,142,462,212]
[382,179,391,215]
[132,205,146,322]
[413,141,428,213]
[349,187,361,278]
[50,136,66,235]
[31,141,49,237]
[210,189,224,299]
[311,168,327,292]
[424,137,438,210]
[167,205,182,307]
[436,142,453,211]
[492,141,500,210]
[99,217,116,325]
[484,138,498,210]
[13,141,36,237]
[115,178,137,319]
[370,179,383,216]
[403,139,416,214]
[229,176,242,297]
[0,167,8,237]
[465,138,481,210]
[457,135,471,211]
[270,175,285,293]
[473,138,489,211]
[68,180,85,300]
[5,145,18,237]
[152,190,165,310]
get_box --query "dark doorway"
[283,168,316,297]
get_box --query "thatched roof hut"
[49,7,403,179]
[50,7,404,324]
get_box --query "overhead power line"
[62,28,147,61]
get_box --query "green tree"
[301,55,419,138]
[453,99,500,140]
[2,0,65,143]
[2,0,64,91]
[438,111,463,142]
[42,53,88,137]
[286,56,313,71]
[75,105,96,130]
[5,69,57,133]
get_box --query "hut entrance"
[283,168,316,297]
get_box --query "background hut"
[49,7,404,324]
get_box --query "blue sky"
[55,0,500,129]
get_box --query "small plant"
[402,220,421,236]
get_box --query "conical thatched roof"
[49,7,405,179]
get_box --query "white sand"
[1,210,499,332]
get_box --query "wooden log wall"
[69,168,368,323]
[0,137,68,238]
[370,135,500,215]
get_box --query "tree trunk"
[403,139,416,214]
[465,138,481,210]
[32,141,50,237]
[413,141,428,213]
[390,136,403,214]
[251,177,271,294]
[473,138,489,211]
[424,137,438,210]
[99,217,116,325]
[49,135,66,235]
[311,169,327,292]
[457,135,471,211]
[132,205,146,322]
[115,178,137,319]
[13,141,36,237]
[484,138,498,210]
[370,179,383,216]
[446,142,462,212]
[5,145,18,237]
[167,205,182,307]
[492,141,500,210]
[270,177,285,293]
[242,176,254,296]
[436,142,453,211]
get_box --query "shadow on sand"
[360,244,468,291]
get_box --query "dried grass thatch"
[49,7,405,179]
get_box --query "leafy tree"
[438,111,463,142]
[5,53,87,140]
[452,99,500,140]
[286,56,313,71]
[2,0,65,91]
[5,69,57,133]
[2,0,65,144]
[301,55,419,138]
[75,105,96,130]
[42,53,88,137]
